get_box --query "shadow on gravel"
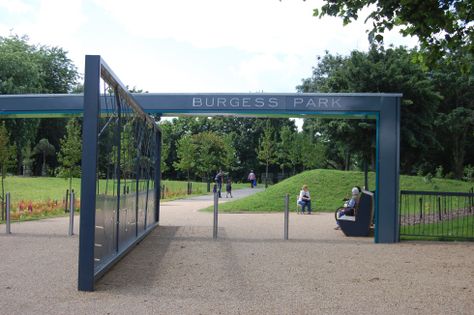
[95,225,179,292]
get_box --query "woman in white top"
[297,184,312,214]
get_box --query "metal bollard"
[6,193,11,234]
[68,191,75,236]
[213,191,218,239]
[284,194,289,240]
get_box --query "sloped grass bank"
[212,169,473,213]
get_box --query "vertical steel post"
[155,128,161,223]
[284,194,289,240]
[213,192,218,239]
[68,191,75,236]
[115,91,122,253]
[5,193,10,234]
[78,55,101,291]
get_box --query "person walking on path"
[297,184,312,214]
[215,170,224,198]
[248,170,257,188]
[225,178,233,198]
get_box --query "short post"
[6,192,11,234]
[284,194,289,240]
[437,197,442,221]
[419,197,423,219]
[213,191,218,239]
[68,191,75,236]
[65,189,69,212]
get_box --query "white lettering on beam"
[293,97,342,109]
[192,98,203,107]
[192,97,282,108]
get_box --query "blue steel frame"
[78,55,161,291]
[0,55,402,291]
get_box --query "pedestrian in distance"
[248,170,257,188]
[215,170,224,198]
[226,178,233,198]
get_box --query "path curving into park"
[0,188,473,314]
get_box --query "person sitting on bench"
[297,184,312,214]
[335,187,360,229]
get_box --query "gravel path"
[0,189,473,314]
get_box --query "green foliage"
[0,35,78,175]
[174,131,236,180]
[298,47,441,174]
[57,119,82,191]
[0,34,78,94]
[161,117,297,181]
[174,135,196,180]
[0,122,16,219]
[464,165,474,182]
[277,125,294,175]
[300,132,326,170]
[33,138,56,176]
[315,0,474,64]
[21,141,34,176]
[257,120,277,186]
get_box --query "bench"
[337,190,374,236]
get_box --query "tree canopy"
[314,0,474,64]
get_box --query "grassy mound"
[215,169,473,213]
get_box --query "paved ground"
[0,188,473,314]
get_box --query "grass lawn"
[0,176,248,223]
[1,176,248,203]
[400,215,474,241]
[211,169,474,213]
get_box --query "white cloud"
[92,0,368,55]
[0,0,419,93]
[0,0,32,13]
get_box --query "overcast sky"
[0,0,418,93]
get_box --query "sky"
[0,0,419,94]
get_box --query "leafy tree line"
[0,34,80,177]
[297,45,473,179]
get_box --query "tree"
[288,132,303,174]
[298,47,441,174]
[34,138,56,176]
[257,120,277,188]
[160,139,170,174]
[0,123,16,220]
[192,131,232,181]
[314,0,474,64]
[299,130,327,171]
[174,135,196,181]
[277,125,294,177]
[21,141,34,176]
[0,35,79,175]
[431,52,474,178]
[57,119,82,193]
[435,108,474,178]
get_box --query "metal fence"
[399,190,474,241]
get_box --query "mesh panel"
[93,76,157,271]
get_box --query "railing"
[399,190,474,241]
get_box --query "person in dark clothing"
[215,170,224,198]
[226,178,233,198]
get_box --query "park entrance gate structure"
[0,55,401,291]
